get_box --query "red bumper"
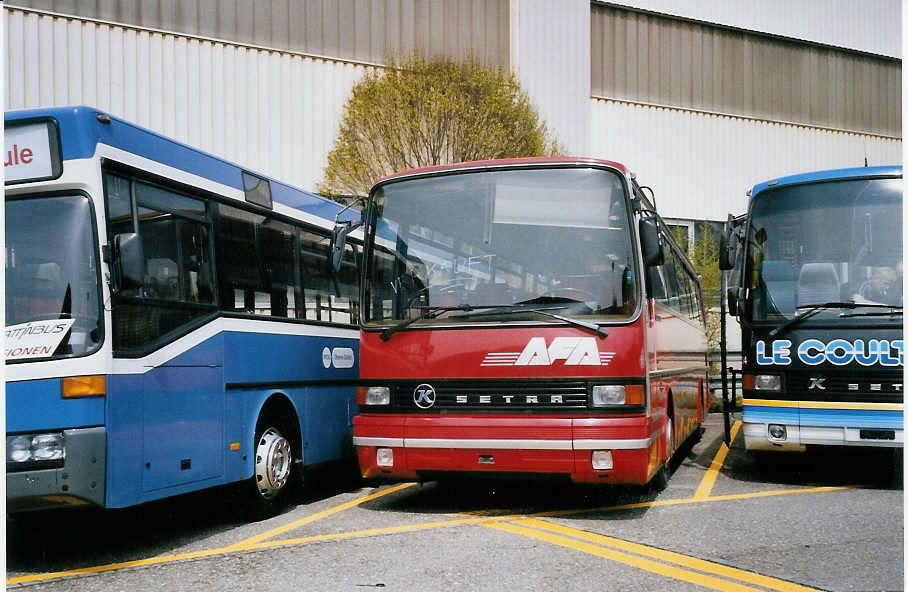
[353,414,664,485]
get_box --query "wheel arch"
[249,391,304,471]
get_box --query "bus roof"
[373,156,630,186]
[749,165,902,200]
[4,106,358,223]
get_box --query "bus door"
[718,214,748,444]
[105,171,225,493]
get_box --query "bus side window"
[107,174,216,352]
[258,219,299,318]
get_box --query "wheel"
[243,413,297,519]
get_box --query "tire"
[649,414,674,492]
[243,413,297,519]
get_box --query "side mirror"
[718,228,735,271]
[328,222,352,274]
[726,287,739,317]
[639,218,664,267]
[113,232,144,291]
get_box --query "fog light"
[591,450,613,470]
[768,424,787,440]
[376,447,394,467]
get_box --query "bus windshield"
[5,194,103,360]
[748,177,902,321]
[364,167,638,326]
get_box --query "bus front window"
[748,177,902,320]
[5,195,103,360]
[364,167,638,326]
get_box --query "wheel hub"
[254,427,291,500]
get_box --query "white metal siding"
[6,0,511,68]
[590,97,903,221]
[510,0,590,155]
[4,7,372,193]
[608,0,902,59]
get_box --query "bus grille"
[390,380,589,411]
[782,372,903,403]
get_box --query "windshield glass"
[747,177,902,321]
[5,195,103,361]
[364,167,638,326]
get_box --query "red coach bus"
[333,158,709,489]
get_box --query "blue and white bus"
[720,166,902,456]
[5,106,361,516]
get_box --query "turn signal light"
[625,384,645,406]
[742,374,755,391]
[62,375,106,398]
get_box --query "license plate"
[859,429,895,440]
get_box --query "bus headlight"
[591,384,644,407]
[6,433,65,467]
[357,386,391,406]
[754,375,782,391]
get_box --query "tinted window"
[106,174,216,353]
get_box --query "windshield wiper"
[520,307,609,339]
[379,304,493,342]
[839,306,903,318]
[454,299,609,339]
[767,301,899,338]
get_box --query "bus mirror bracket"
[112,232,145,292]
[328,200,364,275]
[639,217,664,267]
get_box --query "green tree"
[674,223,722,353]
[318,54,560,201]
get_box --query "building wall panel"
[4,7,372,194]
[6,0,510,67]
[590,97,902,221]
[609,0,901,60]
[591,4,901,137]
[512,0,590,155]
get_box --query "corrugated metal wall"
[609,0,902,60]
[591,3,902,137]
[590,97,903,221]
[4,6,371,191]
[5,0,510,67]
[511,0,590,155]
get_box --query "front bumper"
[744,422,904,451]
[7,426,106,512]
[353,414,663,485]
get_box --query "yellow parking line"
[486,521,767,592]
[694,420,742,500]
[515,518,821,592]
[7,483,415,587]
[227,482,416,550]
[533,485,853,519]
[7,483,855,587]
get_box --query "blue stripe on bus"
[743,404,903,430]
[798,408,903,430]
[741,404,799,426]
